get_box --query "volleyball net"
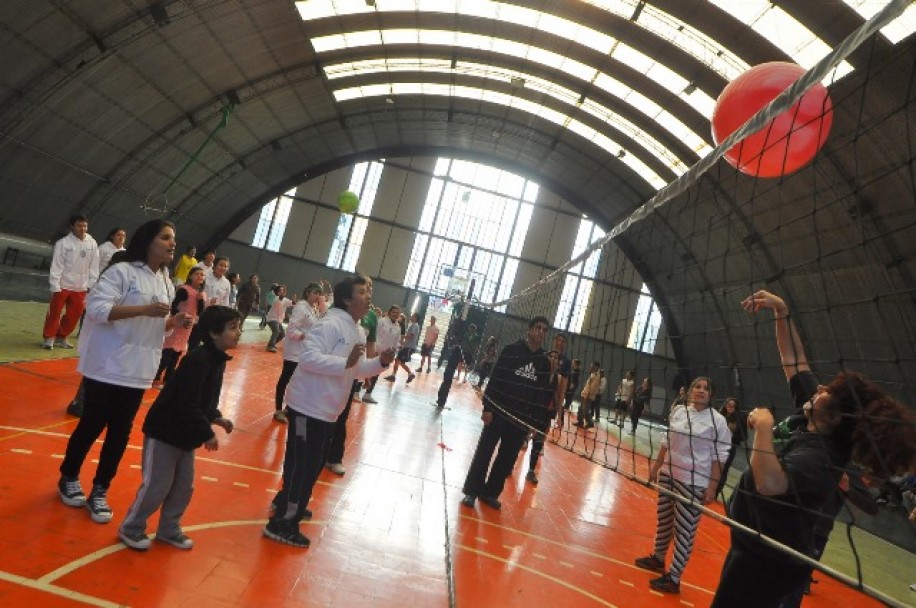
[468,2,916,605]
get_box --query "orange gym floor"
[0,339,880,607]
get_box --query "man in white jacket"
[264,274,395,548]
[42,215,99,349]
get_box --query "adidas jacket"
[482,339,552,427]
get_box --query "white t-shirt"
[422,324,440,346]
[208,274,231,307]
[659,404,732,487]
[376,316,402,352]
[267,296,292,323]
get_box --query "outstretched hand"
[741,290,787,315]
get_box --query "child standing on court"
[118,306,240,551]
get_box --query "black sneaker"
[157,532,194,550]
[269,501,313,520]
[87,486,113,523]
[649,573,680,593]
[460,495,476,508]
[66,400,83,417]
[119,529,151,551]
[263,520,310,548]
[406,373,416,384]
[635,554,665,573]
[479,495,502,510]
[525,470,539,486]
[58,476,86,507]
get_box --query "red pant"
[43,290,87,339]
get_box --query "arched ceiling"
[1,0,909,242]
[1,0,915,399]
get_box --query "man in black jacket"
[460,316,551,510]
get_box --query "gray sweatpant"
[120,436,195,538]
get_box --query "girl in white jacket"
[58,220,192,524]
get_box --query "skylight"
[842,0,916,43]
[705,0,852,79]
[324,58,711,167]
[312,29,716,136]
[334,83,668,189]
[296,0,853,82]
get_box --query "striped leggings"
[651,473,705,583]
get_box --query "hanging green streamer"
[160,102,235,198]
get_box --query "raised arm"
[741,290,810,381]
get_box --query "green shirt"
[360,308,378,343]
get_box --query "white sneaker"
[326,462,346,476]
[54,338,74,349]
[361,393,378,404]
[42,338,54,350]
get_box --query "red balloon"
[711,62,833,178]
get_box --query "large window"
[328,160,385,271]
[404,159,537,310]
[554,219,604,333]
[627,283,663,354]
[251,188,295,252]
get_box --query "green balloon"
[338,190,359,214]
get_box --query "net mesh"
[464,3,916,606]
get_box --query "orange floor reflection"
[0,345,880,607]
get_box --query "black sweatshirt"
[143,341,230,450]
[482,339,552,427]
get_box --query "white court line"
[39,519,271,584]
[0,569,121,608]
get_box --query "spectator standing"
[154,266,207,386]
[42,215,99,349]
[526,348,560,485]
[389,312,419,383]
[236,274,261,327]
[172,246,197,286]
[207,257,231,307]
[558,358,581,429]
[576,362,601,428]
[357,284,380,403]
[612,370,636,427]
[416,316,439,373]
[227,272,240,308]
[378,306,404,383]
[265,284,292,352]
[630,377,653,434]
[97,227,127,271]
[273,283,323,422]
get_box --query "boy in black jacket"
[460,316,551,510]
[118,306,239,551]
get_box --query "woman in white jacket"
[265,275,395,548]
[58,220,192,524]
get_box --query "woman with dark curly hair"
[711,290,916,608]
